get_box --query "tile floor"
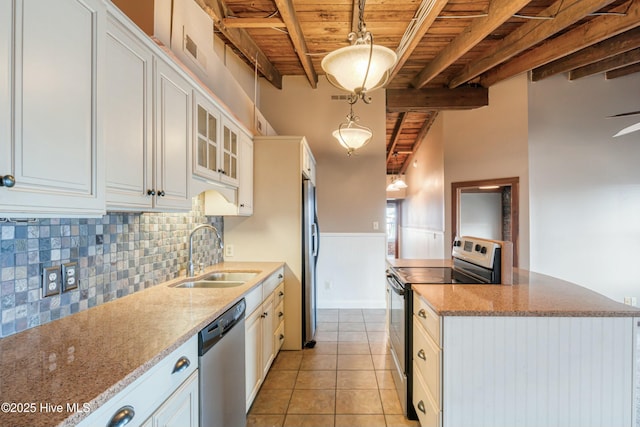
[247,309,420,427]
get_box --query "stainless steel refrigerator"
[302,179,319,348]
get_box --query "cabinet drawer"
[413,317,441,408]
[413,294,441,345]
[274,300,285,328]
[245,283,263,315]
[263,267,284,298]
[274,321,285,353]
[274,282,285,306]
[78,335,198,427]
[412,360,441,427]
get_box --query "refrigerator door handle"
[311,222,319,257]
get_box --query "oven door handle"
[386,275,405,296]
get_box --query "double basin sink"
[173,271,259,289]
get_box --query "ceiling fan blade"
[607,110,640,118]
[613,121,640,137]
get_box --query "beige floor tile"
[338,322,366,332]
[379,388,404,414]
[300,354,337,370]
[262,370,298,390]
[335,389,383,414]
[375,370,395,390]
[335,414,386,427]
[247,414,285,427]
[338,342,371,355]
[369,342,390,355]
[295,370,336,389]
[303,341,338,355]
[250,389,293,415]
[318,308,339,316]
[362,309,386,316]
[363,314,386,323]
[365,322,386,332]
[339,309,363,315]
[385,414,421,427]
[367,331,388,343]
[336,370,378,389]
[337,354,374,370]
[338,331,368,342]
[372,354,394,370]
[287,389,336,414]
[283,414,335,427]
[317,322,338,332]
[338,313,364,323]
[271,352,303,371]
[315,331,338,342]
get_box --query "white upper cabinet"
[193,90,242,189]
[0,0,105,217]
[105,14,154,210]
[237,133,253,216]
[302,143,316,185]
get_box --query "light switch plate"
[61,262,78,292]
[42,266,61,297]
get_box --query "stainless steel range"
[386,236,513,420]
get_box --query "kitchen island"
[390,259,640,427]
[0,261,284,427]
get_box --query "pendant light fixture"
[333,103,372,156]
[321,0,397,104]
[387,152,408,190]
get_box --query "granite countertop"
[0,261,284,427]
[401,259,640,317]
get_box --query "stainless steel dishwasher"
[199,298,246,427]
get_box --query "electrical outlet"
[225,244,234,257]
[61,262,78,292]
[373,221,379,230]
[623,296,637,306]
[42,266,61,297]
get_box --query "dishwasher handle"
[199,299,246,356]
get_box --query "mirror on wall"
[451,177,519,266]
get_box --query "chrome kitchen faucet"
[188,224,223,277]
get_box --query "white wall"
[444,74,530,268]
[529,72,640,305]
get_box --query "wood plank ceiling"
[195,0,640,173]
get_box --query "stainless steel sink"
[174,281,246,289]
[172,271,259,289]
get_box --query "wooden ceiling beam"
[569,47,640,80]
[607,61,640,79]
[411,0,530,88]
[386,87,488,112]
[274,0,318,88]
[399,112,438,174]
[221,17,287,28]
[532,27,640,81]
[448,0,617,88]
[386,113,409,163]
[480,0,640,87]
[389,0,449,83]
[194,0,282,89]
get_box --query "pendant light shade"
[333,104,372,156]
[322,43,397,95]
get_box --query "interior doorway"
[386,201,400,258]
[451,177,519,266]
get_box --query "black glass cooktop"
[393,267,453,284]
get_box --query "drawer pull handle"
[278,291,284,297]
[278,311,284,318]
[172,356,191,374]
[107,405,135,427]
[417,349,426,361]
[418,309,427,318]
[417,400,426,414]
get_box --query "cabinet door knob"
[278,291,284,297]
[147,189,156,196]
[278,274,283,279]
[278,311,284,318]
[418,309,427,319]
[172,356,191,374]
[417,349,426,361]
[279,333,284,340]
[417,400,426,414]
[0,175,16,188]
[107,405,135,427]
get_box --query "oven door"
[386,273,408,413]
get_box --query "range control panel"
[452,236,502,269]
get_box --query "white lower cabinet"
[77,336,198,427]
[412,293,637,427]
[245,267,285,410]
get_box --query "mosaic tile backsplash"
[0,196,223,338]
